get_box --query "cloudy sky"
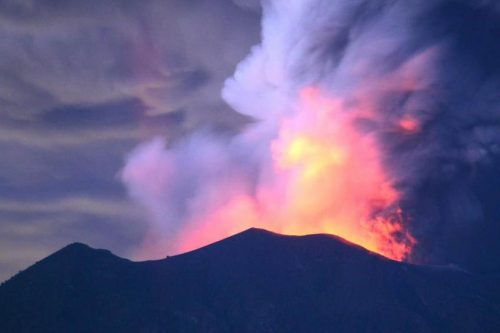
[2,0,500,282]
[0,0,260,281]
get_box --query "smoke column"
[122,0,500,268]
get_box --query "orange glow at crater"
[175,87,416,261]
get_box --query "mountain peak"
[219,227,376,257]
[58,242,93,253]
[230,227,281,240]
[240,227,277,235]
[49,242,117,261]
[232,227,371,250]
[1,229,499,332]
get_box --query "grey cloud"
[0,196,144,218]
[0,0,261,282]
[0,0,260,121]
[0,202,146,282]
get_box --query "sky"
[0,0,260,281]
[1,0,500,282]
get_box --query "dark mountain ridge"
[1,228,499,332]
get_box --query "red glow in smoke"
[399,116,420,133]
[175,87,416,261]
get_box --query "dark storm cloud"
[0,0,260,281]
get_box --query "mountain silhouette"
[0,228,499,332]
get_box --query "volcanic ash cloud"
[122,0,500,268]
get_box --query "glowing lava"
[175,87,416,261]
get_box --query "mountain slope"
[0,228,499,332]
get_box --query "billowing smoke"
[122,0,500,269]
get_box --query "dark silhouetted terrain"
[1,228,499,332]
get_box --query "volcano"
[0,228,499,332]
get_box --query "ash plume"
[122,0,500,270]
